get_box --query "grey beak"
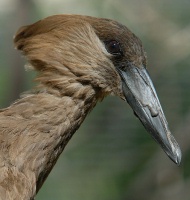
[117,64,181,165]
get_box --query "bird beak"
[117,64,181,165]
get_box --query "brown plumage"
[0,14,181,200]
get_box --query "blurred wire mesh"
[0,0,190,200]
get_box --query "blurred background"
[0,0,190,199]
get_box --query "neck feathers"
[0,74,99,199]
[0,87,98,199]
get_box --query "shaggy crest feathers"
[14,15,124,99]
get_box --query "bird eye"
[105,40,122,57]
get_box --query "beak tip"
[175,147,182,166]
[168,146,182,166]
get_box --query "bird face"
[14,15,181,164]
[88,17,181,164]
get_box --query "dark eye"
[105,40,123,57]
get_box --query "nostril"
[148,106,159,117]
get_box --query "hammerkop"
[0,15,181,199]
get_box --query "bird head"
[14,14,181,165]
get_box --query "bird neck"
[1,80,102,199]
[31,86,99,191]
[28,60,109,189]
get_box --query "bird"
[0,14,181,200]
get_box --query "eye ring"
[105,40,123,58]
